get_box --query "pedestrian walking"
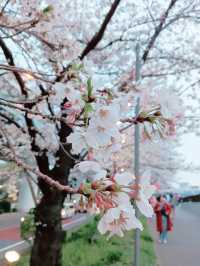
[171,193,180,218]
[154,195,173,244]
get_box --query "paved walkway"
[149,202,200,266]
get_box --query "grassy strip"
[17,217,155,266]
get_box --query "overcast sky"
[175,133,200,187]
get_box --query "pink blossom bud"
[63,102,72,109]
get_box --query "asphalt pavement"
[0,212,89,262]
[0,213,22,250]
[149,202,200,266]
[1,203,199,266]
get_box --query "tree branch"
[0,111,26,133]
[0,0,10,14]
[0,35,51,187]
[0,64,54,83]
[0,37,27,95]
[80,0,121,60]
[0,99,83,126]
[142,0,178,63]
[0,122,78,193]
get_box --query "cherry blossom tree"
[0,0,198,265]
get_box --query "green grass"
[17,216,156,266]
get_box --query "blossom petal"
[136,197,154,218]
[115,172,135,186]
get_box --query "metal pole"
[134,43,141,266]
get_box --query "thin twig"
[0,123,78,194]
[142,0,178,63]
[0,0,10,14]
[0,64,54,84]
[0,100,69,124]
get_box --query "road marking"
[0,240,27,252]
[63,216,87,229]
[0,215,88,254]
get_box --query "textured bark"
[30,99,74,266]
[30,190,64,266]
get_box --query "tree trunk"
[30,99,75,266]
[30,191,65,266]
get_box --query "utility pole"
[133,43,141,266]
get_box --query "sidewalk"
[149,203,200,266]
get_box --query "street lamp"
[4,250,20,265]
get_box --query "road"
[0,213,22,250]
[149,202,200,266]
[0,212,89,261]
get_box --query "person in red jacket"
[154,195,173,244]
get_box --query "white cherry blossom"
[98,206,143,238]
[135,171,155,217]
[85,122,121,149]
[112,192,131,206]
[158,91,182,119]
[75,160,107,181]
[68,130,88,154]
[93,142,122,166]
[66,89,85,111]
[94,105,120,128]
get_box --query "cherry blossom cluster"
[0,0,188,240]
[76,165,155,238]
[53,64,178,238]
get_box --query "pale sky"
[175,133,200,187]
